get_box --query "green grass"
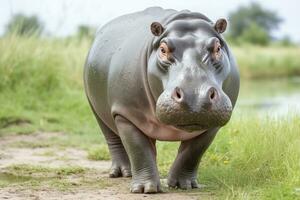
[163,115,300,199]
[0,35,104,149]
[0,164,113,190]
[87,145,111,161]
[0,164,86,190]
[232,44,300,79]
[0,35,300,199]
[6,164,86,176]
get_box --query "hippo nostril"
[208,87,218,101]
[176,89,181,99]
[210,90,215,100]
[172,87,184,103]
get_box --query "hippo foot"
[167,175,199,189]
[109,161,131,178]
[130,180,162,193]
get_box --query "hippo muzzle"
[156,82,232,132]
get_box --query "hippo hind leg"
[97,117,132,178]
[89,102,131,178]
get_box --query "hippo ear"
[150,22,164,36]
[214,18,227,34]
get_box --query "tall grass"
[156,114,300,199]
[202,115,300,199]
[232,44,300,79]
[0,35,97,138]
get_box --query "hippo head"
[147,17,233,132]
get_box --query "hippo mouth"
[174,124,207,132]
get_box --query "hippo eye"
[158,42,170,61]
[213,41,222,60]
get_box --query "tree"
[228,2,282,45]
[76,25,95,40]
[239,22,269,45]
[6,13,43,36]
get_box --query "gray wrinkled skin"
[84,7,239,193]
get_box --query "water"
[236,77,300,117]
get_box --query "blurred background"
[0,0,299,199]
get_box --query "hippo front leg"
[168,128,218,189]
[115,115,161,193]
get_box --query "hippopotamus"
[84,7,239,193]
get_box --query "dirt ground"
[0,132,212,200]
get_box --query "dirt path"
[0,132,212,200]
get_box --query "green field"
[1,35,300,199]
[232,45,300,79]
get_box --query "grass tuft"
[87,145,111,161]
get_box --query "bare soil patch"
[0,132,211,200]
